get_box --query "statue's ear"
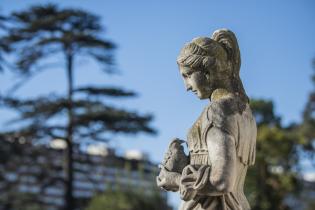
[212,29,241,72]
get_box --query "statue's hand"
[179,165,199,200]
[156,165,181,192]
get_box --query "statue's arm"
[203,126,237,195]
[179,126,237,199]
[156,166,181,191]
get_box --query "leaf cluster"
[245,99,304,210]
[0,86,156,143]
[2,4,115,76]
[300,58,315,154]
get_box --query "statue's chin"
[196,91,212,100]
[197,94,209,100]
[192,88,212,100]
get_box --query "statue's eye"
[182,71,193,79]
[187,72,193,78]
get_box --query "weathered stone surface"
[157,29,257,210]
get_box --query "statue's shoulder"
[209,96,241,116]
[208,97,241,121]
[206,97,242,136]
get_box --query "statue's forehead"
[179,65,194,74]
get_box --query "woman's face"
[179,65,211,99]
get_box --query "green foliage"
[86,190,169,210]
[250,99,280,126]
[300,58,315,153]
[245,99,301,210]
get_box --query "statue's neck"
[210,88,234,102]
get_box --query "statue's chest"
[187,108,211,165]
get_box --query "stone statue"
[156,29,257,210]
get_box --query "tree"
[0,14,9,71]
[0,4,156,210]
[245,99,302,210]
[298,58,315,210]
[245,58,315,210]
[300,58,315,161]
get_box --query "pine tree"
[0,4,156,210]
[0,14,9,71]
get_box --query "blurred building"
[0,139,167,210]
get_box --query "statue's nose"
[185,82,192,91]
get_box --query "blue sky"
[1,0,315,207]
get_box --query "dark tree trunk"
[65,52,74,210]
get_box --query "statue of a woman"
[157,29,257,210]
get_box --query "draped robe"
[179,96,256,210]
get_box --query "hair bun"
[212,29,241,72]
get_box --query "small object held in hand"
[156,138,188,192]
[160,138,189,173]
